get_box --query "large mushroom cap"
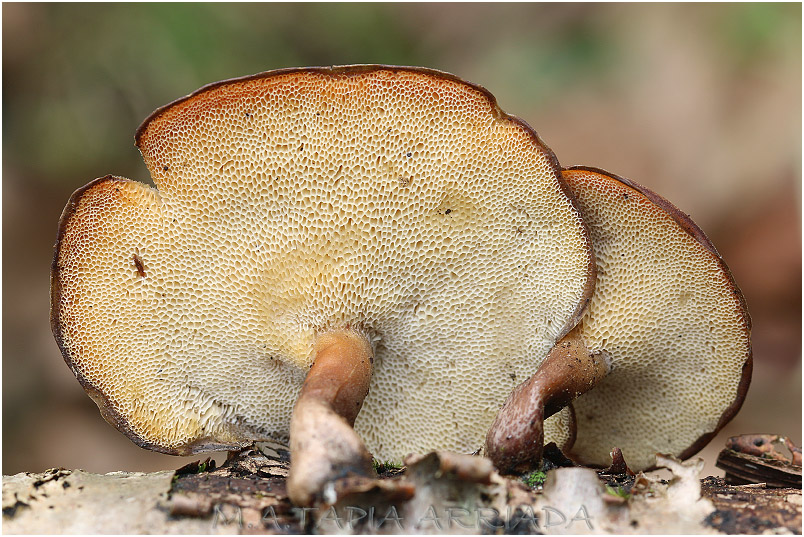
[544,167,752,470]
[52,66,595,458]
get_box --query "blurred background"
[3,3,800,476]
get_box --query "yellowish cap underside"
[544,169,750,470]
[55,69,593,456]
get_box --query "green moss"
[372,459,403,473]
[521,470,547,488]
[605,485,631,499]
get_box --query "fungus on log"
[51,66,596,505]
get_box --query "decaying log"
[716,434,802,489]
[3,443,801,534]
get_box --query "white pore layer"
[54,68,594,458]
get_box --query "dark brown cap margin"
[565,165,722,258]
[135,64,557,167]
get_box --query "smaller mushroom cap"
[544,167,752,470]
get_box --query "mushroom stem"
[485,328,610,474]
[287,329,376,506]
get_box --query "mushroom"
[485,166,752,473]
[50,66,596,505]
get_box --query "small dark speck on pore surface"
[133,254,146,277]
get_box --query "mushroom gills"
[485,327,610,474]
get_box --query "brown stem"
[484,328,610,475]
[286,329,376,506]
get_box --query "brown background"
[3,3,800,477]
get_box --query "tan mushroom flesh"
[488,166,751,473]
[51,66,595,504]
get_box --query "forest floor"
[3,443,801,534]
